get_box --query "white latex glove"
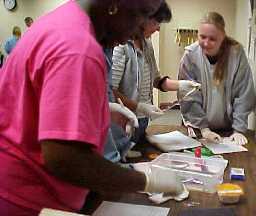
[178,80,201,98]
[109,102,139,128]
[149,184,189,204]
[229,131,248,145]
[201,128,222,143]
[136,102,164,119]
[138,164,184,195]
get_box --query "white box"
[152,152,228,193]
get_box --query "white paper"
[147,130,201,152]
[204,140,248,154]
[39,208,88,216]
[92,201,169,216]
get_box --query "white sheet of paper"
[92,201,169,216]
[204,140,248,154]
[39,208,88,216]
[147,130,201,152]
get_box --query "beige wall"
[0,0,67,54]
[151,33,160,106]
[235,0,250,48]
[158,0,237,103]
[235,0,256,129]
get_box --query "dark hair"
[89,0,164,47]
[200,12,239,84]
[150,1,172,23]
[24,17,33,23]
[133,1,172,41]
[91,0,163,18]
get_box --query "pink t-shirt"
[0,0,109,212]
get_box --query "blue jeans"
[132,117,149,145]
[104,123,133,162]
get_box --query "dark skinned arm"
[41,140,146,193]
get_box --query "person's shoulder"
[113,41,133,55]
[182,42,200,60]
[230,42,245,57]
[233,43,243,52]
[184,41,200,53]
[114,43,127,50]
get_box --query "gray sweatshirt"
[178,42,256,133]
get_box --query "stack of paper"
[147,130,201,152]
[39,208,88,216]
[92,201,169,216]
[203,139,248,154]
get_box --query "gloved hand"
[178,80,201,98]
[201,128,222,143]
[133,163,189,201]
[136,102,164,119]
[149,184,189,204]
[137,164,184,195]
[229,131,248,145]
[109,102,139,128]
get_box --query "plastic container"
[152,152,228,193]
[217,183,244,204]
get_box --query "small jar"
[217,183,244,204]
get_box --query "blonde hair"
[12,26,21,37]
[200,12,239,85]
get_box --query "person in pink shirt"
[0,0,187,215]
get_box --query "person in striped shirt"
[111,2,199,145]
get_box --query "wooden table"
[82,129,256,216]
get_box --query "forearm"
[232,116,249,133]
[113,89,137,112]
[154,76,179,92]
[42,140,146,193]
[162,78,179,91]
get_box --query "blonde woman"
[178,12,255,145]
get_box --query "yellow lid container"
[217,183,244,204]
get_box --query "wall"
[235,0,256,129]
[158,0,236,103]
[0,0,67,54]
[151,32,160,106]
[235,0,250,48]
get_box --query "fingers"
[191,81,201,89]
[230,132,248,145]
[213,134,222,142]
[128,117,139,128]
[231,134,248,145]
[201,128,220,142]
[238,134,248,145]
[203,132,222,143]
[125,122,133,138]
[117,106,138,128]
[241,136,248,145]
[207,134,222,143]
